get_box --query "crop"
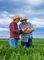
[0,39,44,60]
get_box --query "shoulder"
[19,23,23,26]
[27,22,33,27]
[10,21,16,25]
[27,22,31,25]
[19,23,23,29]
[9,22,15,27]
[10,22,13,24]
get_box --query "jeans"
[21,39,32,47]
[9,38,18,47]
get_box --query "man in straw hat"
[9,15,26,47]
[19,16,35,47]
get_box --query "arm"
[11,23,25,34]
[23,31,30,34]
[23,27,30,34]
[19,24,29,34]
[11,22,20,34]
[27,27,35,33]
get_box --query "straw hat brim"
[13,15,20,21]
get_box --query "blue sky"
[0,0,44,38]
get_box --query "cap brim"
[20,19,28,22]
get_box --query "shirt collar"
[22,22,27,25]
[13,21,17,25]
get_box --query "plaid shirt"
[19,22,33,42]
[9,21,21,39]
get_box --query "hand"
[22,29,26,32]
[23,31,30,34]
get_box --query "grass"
[0,39,44,46]
[0,39,44,60]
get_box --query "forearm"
[22,31,30,34]
[27,27,35,32]
[11,26,20,34]
[12,30,20,34]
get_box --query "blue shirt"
[19,22,33,42]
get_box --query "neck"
[14,21,17,23]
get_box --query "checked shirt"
[19,22,33,42]
[9,21,20,39]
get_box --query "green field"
[0,39,44,60]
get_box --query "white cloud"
[0,17,12,24]
[0,11,14,25]
[0,28,9,31]
[23,9,44,16]
[27,0,44,5]
[1,11,14,17]
[12,0,44,6]
[0,11,44,28]
[27,18,44,28]
[0,11,25,25]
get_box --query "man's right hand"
[22,29,30,34]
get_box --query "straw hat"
[20,16,28,22]
[13,15,20,21]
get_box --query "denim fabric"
[21,39,32,47]
[21,41,27,47]
[9,38,18,47]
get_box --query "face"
[14,18,20,23]
[22,19,27,24]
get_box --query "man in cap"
[19,16,35,47]
[9,15,26,47]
